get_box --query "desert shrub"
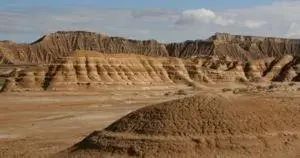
[268,83,281,89]
[289,82,296,87]
[256,85,266,91]
[164,92,172,96]
[176,89,188,95]
[233,88,249,94]
[222,88,232,92]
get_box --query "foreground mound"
[58,94,300,158]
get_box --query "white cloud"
[176,8,236,26]
[286,23,300,38]
[176,8,270,29]
[178,9,216,24]
[214,17,235,26]
[243,20,267,29]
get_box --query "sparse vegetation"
[164,92,172,96]
[233,88,249,94]
[289,82,296,86]
[175,89,188,95]
[222,88,232,92]
[268,83,281,89]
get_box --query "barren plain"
[1,32,300,157]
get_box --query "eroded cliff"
[1,31,300,65]
[1,51,247,92]
[2,51,299,92]
[0,31,168,64]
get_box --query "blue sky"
[1,0,300,43]
[2,0,274,9]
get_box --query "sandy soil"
[0,87,197,157]
[0,84,299,157]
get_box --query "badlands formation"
[1,31,300,65]
[1,51,299,92]
[1,31,300,158]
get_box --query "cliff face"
[1,51,248,92]
[1,31,300,65]
[166,40,214,58]
[0,31,168,64]
[211,33,300,60]
[2,51,299,92]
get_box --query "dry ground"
[0,84,299,157]
[0,86,197,157]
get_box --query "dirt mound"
[1,51,248,92]
[57,94,300,158]
[1,31,300,64]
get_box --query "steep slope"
[1,51,247,92]
[58,94,300,158]
[1,31,300,64]
[212,33,300,60]
[245,55,300,82]
[2,51,300,92]
[0,31,168,64]
[166,40,214,58]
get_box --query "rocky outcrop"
[1,31,300,64]
[211,33,300,60]
[166,40,214,58]
[1,51,247,92]
[245,55,300,82]
[2,50,299,92]
[0,31,168,64]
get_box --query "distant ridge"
[1,31,300,64]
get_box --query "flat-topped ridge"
[210,32,300,43]
[1,31,300,64]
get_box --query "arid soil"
[1,31,300,158]
[0,83,299,158]
[0,87,197,158]
[62,90,300,158]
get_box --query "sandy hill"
[57,94,300,158]
[1,31,300,64]
[1,51,299,92]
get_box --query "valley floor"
[0,84,299,157]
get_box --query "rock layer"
[1,51,248,92]
[2,51,300,92]
[0,31,168,64]
[1,31,300,64]
[57,94,300,158]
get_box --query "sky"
[1,0,300,43]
